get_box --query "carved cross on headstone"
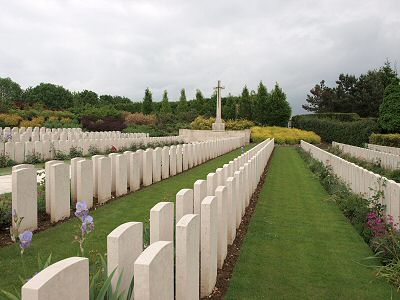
[213,80,225,122]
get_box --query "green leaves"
[379,82,400,133]
[89,254,135,300]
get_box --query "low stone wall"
[179,129,251,144]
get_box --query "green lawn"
[226,147,399,299]
[0,144,253,293]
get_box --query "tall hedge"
[292,116,378,146]
[378,83,400,132]
[369,133,400,148]
[293,112,361,122]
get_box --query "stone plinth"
[211,122,225,132]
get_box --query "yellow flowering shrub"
[0,114,23,126]
[190,116,215,130]
[20,116,45,128]
[60,117,72,124]
[251,126,321,144]
[191,117,254,130]
[225,119,255,130]
[48,116,59,122]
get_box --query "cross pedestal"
[212,122,225,132]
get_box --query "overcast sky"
[1,0,399,115]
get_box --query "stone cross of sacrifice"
[214,80,225,123]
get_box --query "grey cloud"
[0,0,399,115]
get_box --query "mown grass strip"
[226,147,398,299]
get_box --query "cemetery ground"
[0,143,254,293]
[1,145,399,298]
[226,147,399,299]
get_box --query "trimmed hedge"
[292,116,378,146]
[369,133,400,148]
[292,113,361,122]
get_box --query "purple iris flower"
[19,231,33,250]
[74,201,89,218]
[81,215,94,234]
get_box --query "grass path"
[0,144,253,292]
[226,147,398,299]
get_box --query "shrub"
[54,150,69,161]
[225,119,255,130]
[294,113,361,122]
[292,115,378,146]
[79,105,122,119]
[0,114,22,127]
[0,194,11,229]
[190,116,215,130]
[251,126,321,144]
[25,152,43,164]
[69,146,83,158]
[9,109,40,120]
[0,154,15,168]
[81,115,126,131]
[379,83,400,133]
[88,145,101,156]
[370,133,400,148]
[123,112,156,125]
[190,117,254,131]
[20,116,45,127]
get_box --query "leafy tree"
[99,94,114,105]
[238,85,252,120]
[353,64,398,117]
[303,61,399,117]
[379,82,400,132]
[0,77,23,106]
[73,90,99,106]
[302,80,336,113]
[334,74,357,112]
[160,90,172,114]
[222,94,237,120]
[142,88,153,114]
[265,83,292,127]
[191,89,205,115]
[254,81,269,124]
[23,83,73,109]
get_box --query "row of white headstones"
[2,126,147,142]
[332,141,400,171]
[20,138,275,300]
[12,137,246,233]
[301,140,400,219]
[367,143,400,156]
[2,134,182,163]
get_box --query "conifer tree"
[160,90,171,114]
[238,85,252,120]
[265,83,292,127]
[142,87,153,114]
[254,81,269,124]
